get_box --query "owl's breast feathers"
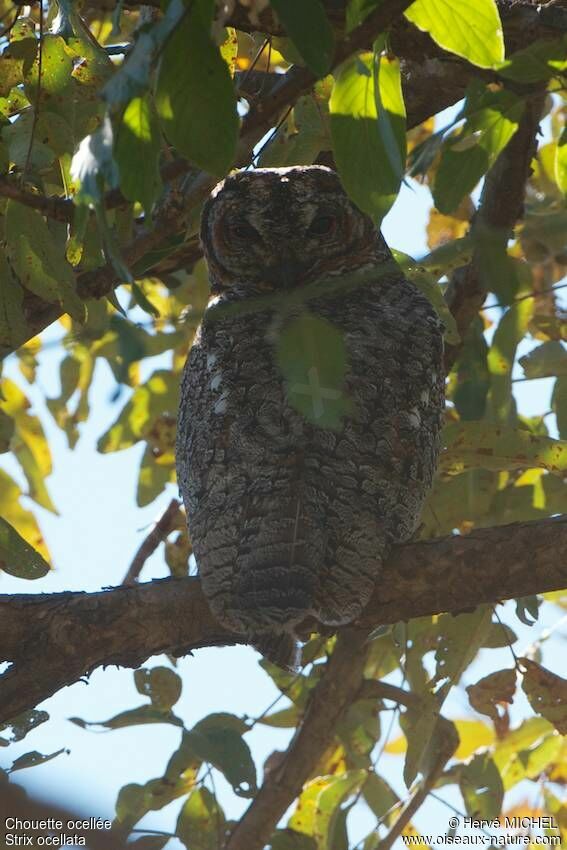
[176,269,444,657]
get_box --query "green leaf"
[556,126,567,195]
[0,251,27,356]
[134,667,182,710]
[258,92,330,169]
[0,469,51,564]
[270,830,317,850]
[270,0,334,77]
[466,669,516,722]
[176,788,226,850]
[487,297,533,422]
[362,772,399,822]
[330,49,406,224]
[97,369,179,453]
[552,375,567,439]
[259,706,300,728]
[69,705,184,730]
[441,422,567,476]
[155,0,238,176]
[434,85,524,214]
[404,0,504,69]
[459,753,504,820]
[452,318,490,420]
[186,713,257,798]
[4,201,86,323]
[434,607,493,686]
[276,311,352,429]
[288,771,366,849]
[520,658,567,735]
[493,719,560,790]
[0,710,49,743]
[400,701,459,787]
[519,341,567,379]
[0,516,50,579]
[9,748,67,773]
[498,37,567,84]
[115,95,162,216]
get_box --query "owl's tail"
[252,632,300,672]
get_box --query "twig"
[122,498,182,585]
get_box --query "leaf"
[519,341,567,379]
[70,705,184,730]
[288,771,366,849]
[556,126,567,195]
[0,251,27,356]
[0,516,50,580]
[0,469,51,564]
[115,95,163,216]
[97,370,179,453]
[434,607,493,686]
[276,311,352,429]
[330,48,406,224]
[270,830,317,850]
[258,93,330,169]
[4,201,85,323]
[459,753,504,820]
[487,298,533,422]
[9,748,67,773]
[498,37,567,84]
[495,723,561,791]
[134,667,182,710]
[434,85,524,213]
[441,422,567,476]
[186,713,257,798]
[155,0,238,176]
[362,772,399,822]
[259,706,300,728]
[466,669,516,722]
[404,0,504,69]
[176,788,226,850]
[400,704,459,788]
[552,375,567,439]
[270,0,334,77]
[520,658,567,735]
[0,378,57,513]
[452,318,490,420]
[0,710,49,743]
[453,720,495,760]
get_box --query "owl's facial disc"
[200,166,378,296]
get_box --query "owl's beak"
[264,258,306,290]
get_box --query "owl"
[176,166,444,669]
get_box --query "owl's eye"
[308,214,337,236]
[230,220,260,241]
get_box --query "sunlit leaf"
[330,48,406,224]
[155,0,238,176]
[0,469,50,563]
[556,126,567,194]
[453,720,495,760]
[288,771,366,849]
[176,788,226,850]
[404,0,504,69]
[552,375,567,439]
[5,201,86,323]
[115,95,162,216]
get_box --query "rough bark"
[1,515,566,728]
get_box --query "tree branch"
[1,515,566,728]
[444,92,546,370]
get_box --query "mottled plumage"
[176,166,444,668]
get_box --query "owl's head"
[200,166,387,296]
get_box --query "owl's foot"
[252,632,300,672]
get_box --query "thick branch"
[1,515,565,727]
[444,92,545,370]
